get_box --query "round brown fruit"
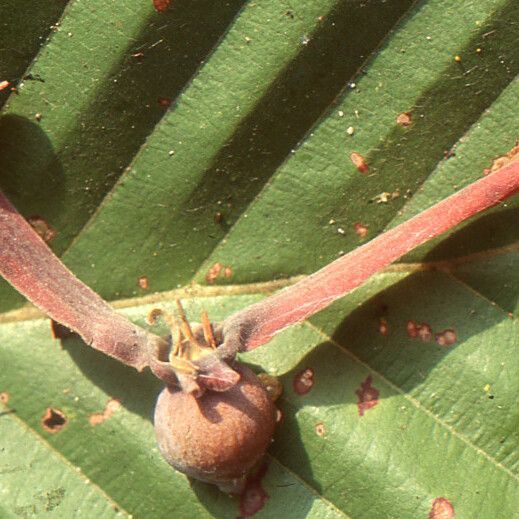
[154,363,276,493]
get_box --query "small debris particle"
[131,51,144,59]
[89,398,121,426]
[0,392,9,404]
[371,190,400,204]
[346,126,355,135]
[293,368,314,395]
[315,422,326,437]
[214,211,223,224]
[350,151,369,174]
[224,266,233,278]
[354,222,368,238]
[275,409,284,423]
[356,375,379,416]
[138,276,149,289]
[348,82,356,90]
[35,113,43,122]
[168,150,175,156]
[51,320,74,340]
[378,318,389,336]
[0,80,10,91]
[329,218,336,225]
[206,262,222,284]
[300,34,310,46]
[153,0,171,12]
[483,383,491,393]
[337,227,345,235]
[338,110,344,117]
[257,373,283,402]
[28,216,55,242]
[41,408,67,433]
[406,320,418,338]
[417,323,433,342]
[244,36,252,44]
[157,96,171,107]
[483,142,519,175]
[454,55,462,63]
[429,497,455,519]
[476,47,482,54]
[435,329,457,346]
[396,111,412,127]
[239,465,269,518]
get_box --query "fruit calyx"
[147,300,241,396]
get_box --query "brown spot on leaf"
[417,323,433,342]
[153,0,171,12]
[89,398,121,426]
[224,266,233,279]
[257,373,283,402]
[158,96,172,107]
[41,408,67,433]
[206,262,222,284]
[138,276,149,289]
[484,142,519,175]
[293,368,314,395]
[396,111,412,127]
[239,464,269,518]
[354,222,368,238]
[350,152,369,174]
[0,80,10,91]
[0,392,9,404]
[28,216,55,242]
[435,329,457,346]
[315,422,326,437]
[51,320,74,340]
[356,375,379,416]
[406,320,418,338]
[429,497,455,519]
[378,318,389,336]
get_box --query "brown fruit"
[154,363,276,493]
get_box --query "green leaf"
[1,0,518,518]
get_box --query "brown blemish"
[429,497,455,519]
[41,408,67,433]
[435,329,457,346]
[158,96,172,107]
[153,0,171,12]
[28,216,55,242]
[214,211,223,224]
[417,323,433,342]
[257,373,283,402]
[50,320,74,340]
[293,368,314,395]
[396,111,412,127]
[0,392,9,404]
[354,222,368,238]
[378,318,389,336]
[355,375,379,416]
[206,262,222,284]
[239,464,269,518]
[138,276,149,289]
[484,142,519,175]
[350,152,369,174]
[89,398,121,426]
[315,422,326,437]
[224,266,233,279]
[406,320,418,338]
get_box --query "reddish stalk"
[0,193,163,370]
[221,159,519,353]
